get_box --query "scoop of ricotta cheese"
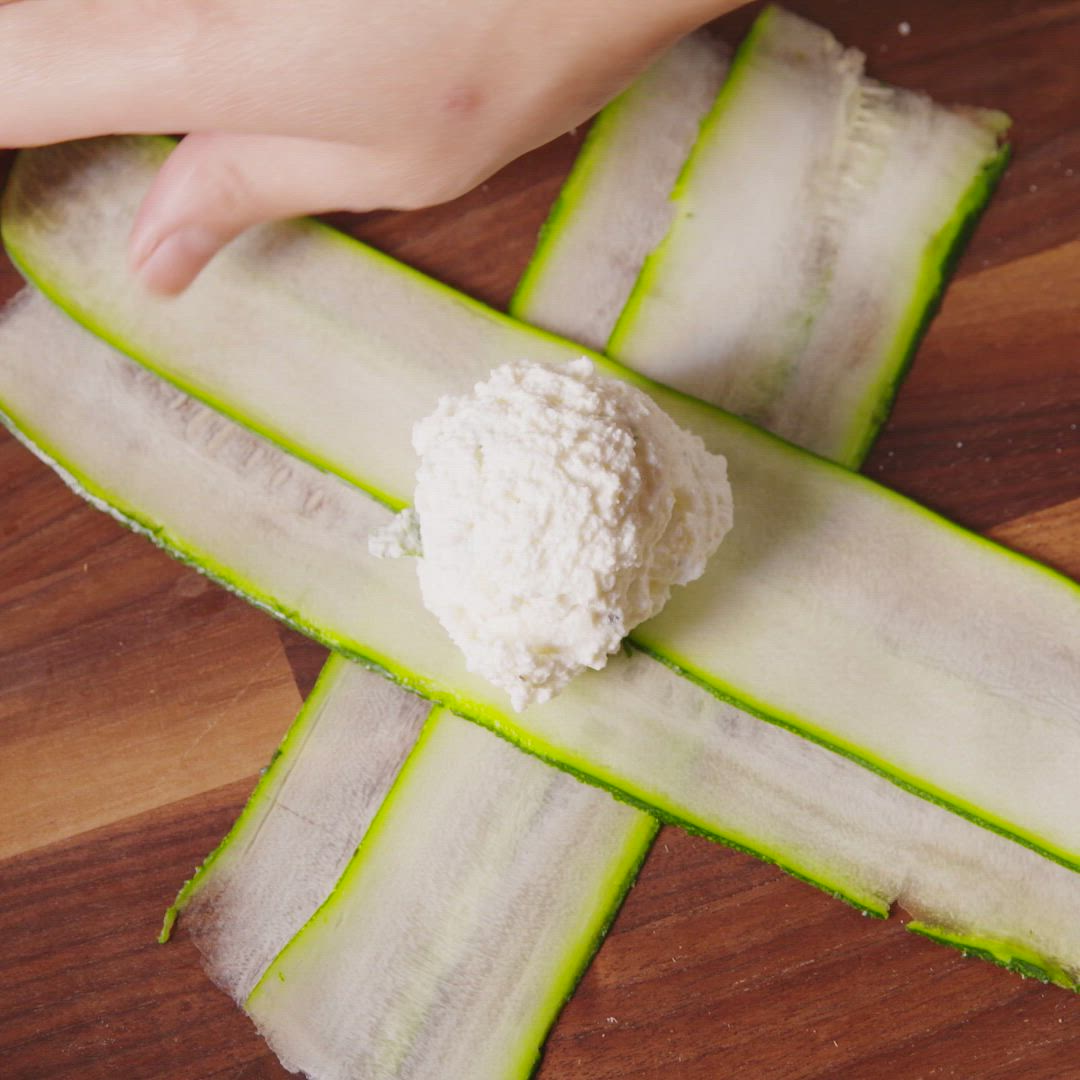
[370,358,732,711]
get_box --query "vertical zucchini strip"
[512,30,729,349]
[610,6,1009,466]
[160,660,430,1001]
[246,711,654,1080]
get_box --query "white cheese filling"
[371,358,732,710]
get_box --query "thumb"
[128,133,388,295]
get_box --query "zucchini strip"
[6,136,1078,873]
[609,7,1010,467]
[159,659,430,1001]
[4,295,1080,989]
[0,287,876,910]
[511,30,729,349]
[246,709,655,1080]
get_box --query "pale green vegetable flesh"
[159,659,431,1001]
[6,135,1079,876]
[246,709,655,1080]
[609,7,1010,467]
[3,292,1080,991]
[511,30,729,348]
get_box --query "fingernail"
[132,225,221,295]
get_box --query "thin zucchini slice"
[159,658,430,1001]
[0,287,878,911]
[3,294,1080,991]
[246,708,655,1080]
[609,6,1010,467]
[511,30,729,348]
[6,136,1078,874]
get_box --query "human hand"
[0,0,742,293]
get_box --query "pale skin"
[0,0,747,294]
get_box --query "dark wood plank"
[1,1,1079,1078]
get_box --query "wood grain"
[0,445,302,859]
[1,1,1079,1077]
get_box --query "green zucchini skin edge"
[520,817,660,1080]
[507,50,713,322]
[1,217,398,515]
[509,31,720,334]
[906,922,1079,993]
[632,634,1080,892]
[845,138,1012,468]
[6,136,1080,882]
[604,7,769,361]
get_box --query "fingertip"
[130,224,223,295]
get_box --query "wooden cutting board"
[1,2,1078,1076]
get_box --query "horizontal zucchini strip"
[511,29,729,349]
[6,136,1078,873]
[2,292,1078,989]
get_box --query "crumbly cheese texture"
[371,358,732,711]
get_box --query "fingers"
[128,132,392,294]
